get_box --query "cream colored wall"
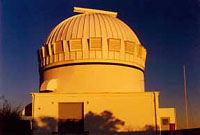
[40,65,145,93]
[32,92,159,133]
[157,108,176,130]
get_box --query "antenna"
[183,65,189,129]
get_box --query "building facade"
[29,7,176,135]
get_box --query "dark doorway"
[58,102,84,134]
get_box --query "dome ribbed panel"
[97,14,107,38]
[89,14,95,37]
[116,18,140,43]
[106,15,118,38]
[101,14,113,39]
[61,17,73,40]
[94,13,101,37]
[44,13,141,45]
[83,14,89,39]
[72,15,81,38]
[77,14,85,38]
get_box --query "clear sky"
[1,0,200,129]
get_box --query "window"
[137,45,143,58]
[125,41,135,54]
[161,117,170,126]
[89,37,102,51]
[53,40,63,54]
[108,38,121,51]
[69,39,82,51]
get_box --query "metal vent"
[108,38,121,51]
[69,39,82,51]
[125,41,135,54]
[89,37,102,51]
[54,40,63,54]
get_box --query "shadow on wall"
[85,111,156,135]
[85,110,125,133]
[33,111,156,135]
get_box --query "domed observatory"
[31,7,176,135]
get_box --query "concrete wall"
[32,92,175,135]
[40,64,145,93]
[158,108,176,130]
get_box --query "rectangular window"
[125,41,135,54]
[89,37,102,51]
[69,39,82,51]
[161,117,170,126]
[137,45,143,58]
[108,38,121,51]
[53,40,63,54]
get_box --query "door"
[58,102,84,134]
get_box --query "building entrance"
[58,102,84,134]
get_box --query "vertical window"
[161,117,170,131]
[124,41,135,54]
[54,40,63,54]
[137,45,143,58]
[58,102,84,133]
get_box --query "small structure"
[29,7,176,135]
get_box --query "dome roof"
[38,8,146,73]
[45,12,140,45]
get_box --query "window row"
[39,38,146,59]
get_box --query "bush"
[0,96,30,135]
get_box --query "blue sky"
[1,0,200,129]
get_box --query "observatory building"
[30,7,176,134]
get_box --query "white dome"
[45,13,140,45]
